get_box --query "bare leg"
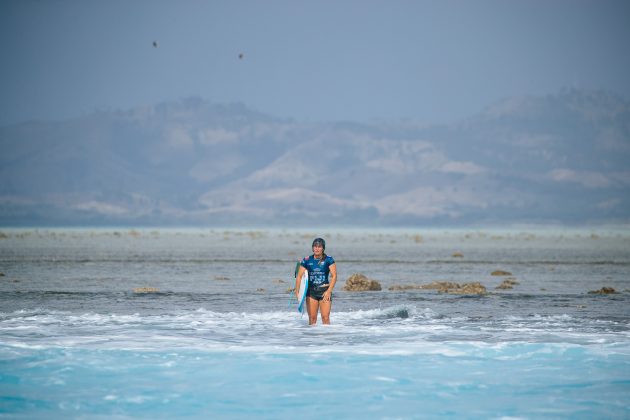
[306,296,319,325]
[319,297,332,324]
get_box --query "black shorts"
[307,284,331,301]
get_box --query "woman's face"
[312,244,324,257]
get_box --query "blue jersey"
[300,254,335,287]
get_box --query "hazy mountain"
[1,89,629,226]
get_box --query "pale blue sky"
[1,0,629,126]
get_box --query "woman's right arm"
[295,265,306,299]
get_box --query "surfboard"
[297,269,308,314]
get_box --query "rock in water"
[133,287,159,293]
[496,278,520,289]
[343,273,382,291]
[588,287,616,294]
[421,281,461,292]
[491,270,512,276]
[447,282,487,295]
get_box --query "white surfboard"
[297,269,308,314]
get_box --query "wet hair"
[312,237,326,250]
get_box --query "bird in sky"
[153,41,159,48]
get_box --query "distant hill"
[1,89,629,226]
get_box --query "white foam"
[2,305,629,357]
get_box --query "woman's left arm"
[323,263,337,301]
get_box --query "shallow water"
[1,228,629,418]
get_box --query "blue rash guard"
[300,254,335,288]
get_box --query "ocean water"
[1,227,629,419]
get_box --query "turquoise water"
[1,228,629,418]
[2,343,628,418]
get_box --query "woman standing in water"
[295,237,337,325]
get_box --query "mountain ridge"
[1,89,628,226]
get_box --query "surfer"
[295,238,337,325]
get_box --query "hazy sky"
[1,0,629,126]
